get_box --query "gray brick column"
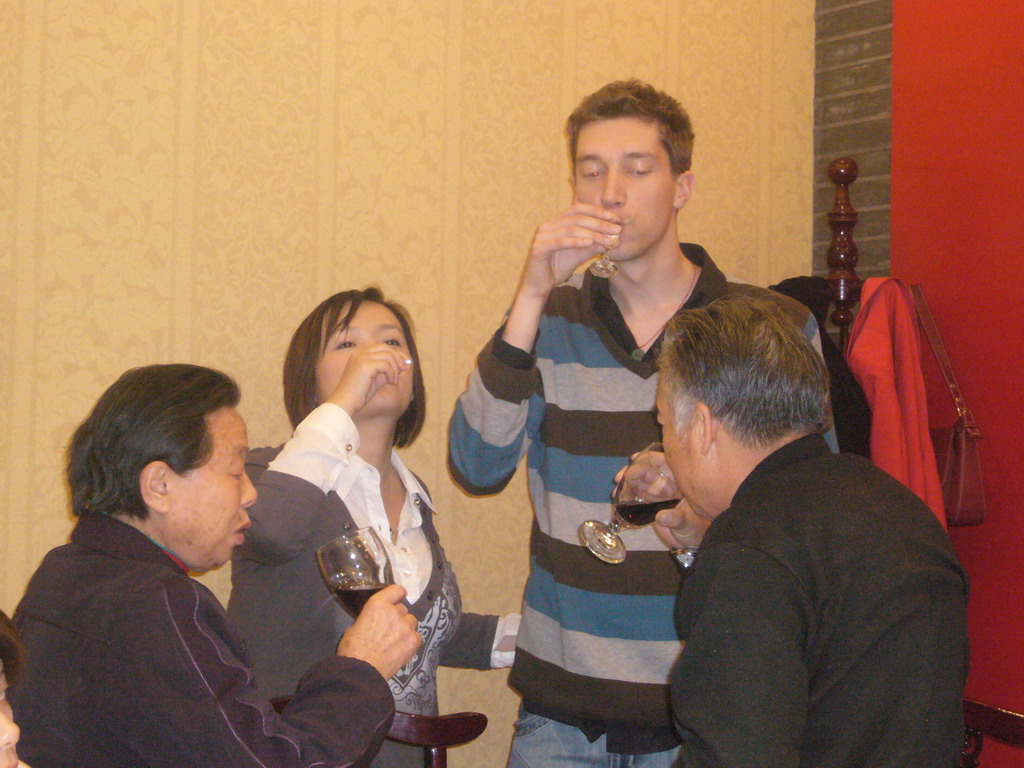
[814,0,891,281]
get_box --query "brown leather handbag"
[911,284,986,526]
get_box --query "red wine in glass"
[615,498,681,527]
[579,442,673,564]
[316,527,394,617]
[332,582,387,615]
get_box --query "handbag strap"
[910,283,981,438]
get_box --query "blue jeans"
[507,709,680,768]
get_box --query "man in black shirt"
[630,297,968,767]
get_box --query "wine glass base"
[578,520,627,564]
[589,257,619,278]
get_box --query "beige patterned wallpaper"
[0,0,813,763]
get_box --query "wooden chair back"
[962,699,1024,767]
[387,710,488,768]
[270,696,486,768]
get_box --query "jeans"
[507,708,680,768]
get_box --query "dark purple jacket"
[12,513,394,767]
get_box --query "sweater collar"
[583,243,728,370]
[585,242,727,313]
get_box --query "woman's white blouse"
[267,402,433,601]
[266,403,518,667]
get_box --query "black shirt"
[672,435,968,767]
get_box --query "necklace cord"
[632,266,699,353]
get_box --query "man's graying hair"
[658,297,832,448]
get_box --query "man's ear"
[673,171,695,210]
[692,401,720,457]
[139,461,174,516]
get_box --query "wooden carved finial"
[825,157,862,350]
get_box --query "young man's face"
[573,117,693,266]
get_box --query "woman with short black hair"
[229,287,518,767]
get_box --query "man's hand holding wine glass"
[336,584,421,681]
[614,449,710,552]
[318,529,421,680]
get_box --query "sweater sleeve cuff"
[477,330,541,404]
[492,330,535,371]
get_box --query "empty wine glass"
[578,442,680,564]
[588,234,620,277]
[316,527,394,616]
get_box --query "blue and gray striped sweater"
[448,246,825,735]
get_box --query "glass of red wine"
[578,442,680,564]
[316,527,394,616]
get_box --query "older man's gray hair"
[657,296,832,448]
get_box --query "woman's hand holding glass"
[324,343,413,418]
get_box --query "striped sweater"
[448,245,824,739]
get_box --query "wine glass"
[588,234,620,278]
[316,527,394,616]
[578,442,680,564]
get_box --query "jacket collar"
[72,513,189,573]
[731,433,832,507]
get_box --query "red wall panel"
[892,1,1024,764]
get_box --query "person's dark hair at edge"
[67,364,241,520]
[0,609,24,687]
[282,286,426,447]
[566,79,696,175]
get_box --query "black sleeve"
[440,611,500,670]
[492,331,536,371]
[671,543,810,768]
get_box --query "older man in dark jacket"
[12,364,421,768]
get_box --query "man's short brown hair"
[566,79,695,175]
